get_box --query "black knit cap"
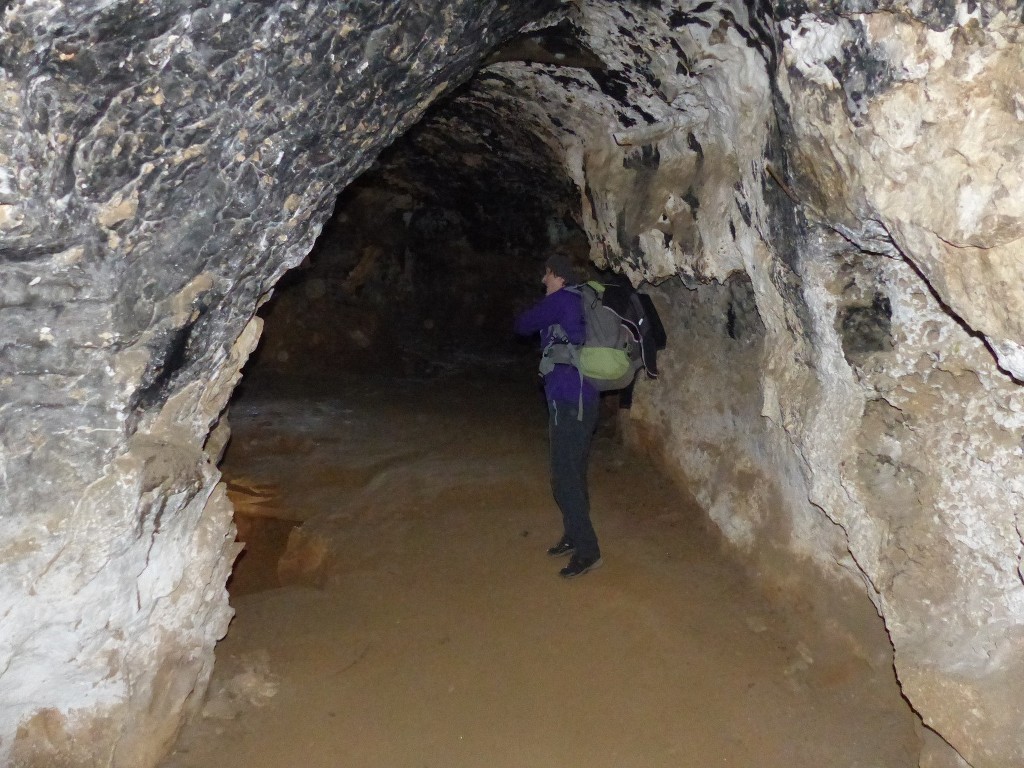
[545,252,576,282]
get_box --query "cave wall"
[624,275,852,574]
[774,7,1024,765]
[0,1,556,765]
[251,183,554,380]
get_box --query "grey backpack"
[541,281,644,392]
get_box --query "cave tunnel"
[245,65,590,387]
[193,49,925,768]
[3,2,1024,768]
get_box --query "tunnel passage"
[179,292,924,768]
[237,7,1024,767]
[225,70,599,591]
[194,46,925,766]
[249,75,590,386]
[4,2,1024,767]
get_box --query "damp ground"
[163,369,921,768]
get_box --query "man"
[514,253,602,578]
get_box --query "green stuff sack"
[576,282,632,384]
[579,345,631,381]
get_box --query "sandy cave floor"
[163,370,921,768]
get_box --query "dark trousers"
[548,399,600,560]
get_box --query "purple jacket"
[514,287,599,405]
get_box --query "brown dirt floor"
[162,370,922,768]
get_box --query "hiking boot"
[559,555,603,578]
[546,537,575,558]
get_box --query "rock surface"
[775,8,1024,765]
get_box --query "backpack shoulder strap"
[547,322,570,343]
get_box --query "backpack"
[542,279,666,393]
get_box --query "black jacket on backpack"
[599,275,666,378]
